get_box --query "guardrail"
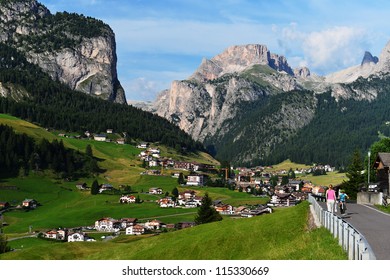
[308,194,376,260]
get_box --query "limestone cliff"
[0,0,126,104]
[153,44,312,143]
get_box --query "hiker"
[326,184,337,213]
[338,189,349,215]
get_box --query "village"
[0,136,337,244]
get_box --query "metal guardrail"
[308,194,376,260]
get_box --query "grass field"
[0,202,347,260]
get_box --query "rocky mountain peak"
[189,44,294,82]
[0,0,127,104]
[361,51,378,66]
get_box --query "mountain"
[151,41,390,166]
[0,0,126,103]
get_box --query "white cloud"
[279,25,368,74]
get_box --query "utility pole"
[368,150,371,186]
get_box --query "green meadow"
[1,202,347,260]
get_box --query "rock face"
[0,0,126,104]
[152,44,314,147]
[361,51,379,66]
[189,44,294,82]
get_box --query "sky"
[38,0,390,102]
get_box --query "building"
[94,134,107,142]
[373,153,390,196]
[186,175,204,186]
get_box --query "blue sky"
[39,0,390,101]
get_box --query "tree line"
[0,124,99,178]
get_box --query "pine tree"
[194,193,222,225]
[91,179,100,195]
[341,149,365,199]
[85,144,93,157]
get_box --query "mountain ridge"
[0,0,126,103]
[151,39,390,166]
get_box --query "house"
[22,199,37,209]
[106,129,113,134]
[214,204,234,215]
[373,152,390,195]
[137,143,149,149]
[119,195,136,204]
[269,193,298,207]
[120,218,138,229]
[126,224,145,235]
[288,180,304,191]
[144,219,163,230]
[149,188,163,195]
[177,221,196,230]
[68,232,85,242]
[178,190,196,200]
[186,175,205,186]
[240,206,272,218]
[44,230,60,240]
[116,138,125,145]
[99,184,114,193]
[95,217,120,232]
[158,197,176,208]
[94,134,107,142]
[76,182,88,190]
[0,201,10,209]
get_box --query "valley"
[0,114,347,260]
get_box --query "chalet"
[177,221,196,230]
[22,199,37,209]
[148,160,159,167]
[44,229,67,240]
[158,197,176,208]
[234,206,249,214]
[240,206,272,218]
[120,218,138,229]
[44,230,60,240]
[126,224,145,235]
[76,182,88,190]
[68,232,85,242]
[178,190,196,200]
[269,193,298,207]
[116,138,125,145]
[106,129,113,134]
[0,201,10,209]
[214,204,234,215]
[94,134,107,142]
[99,184,114,193]
[137,143,149,149]
[95,217,120,232]
[186,175,205,186]
[149,188,163,195]
[174,161,201,171]
[288,180,304,191]
[119,195,136,204]
[373,153,390,195]
[144,219,164,230]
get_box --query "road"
[320,201,390,260]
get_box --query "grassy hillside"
[1,202,347,260]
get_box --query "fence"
[308,194,376,260]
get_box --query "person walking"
[326,184,337,213]
[338,189,349,215]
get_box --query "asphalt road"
[320,201,390,260]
